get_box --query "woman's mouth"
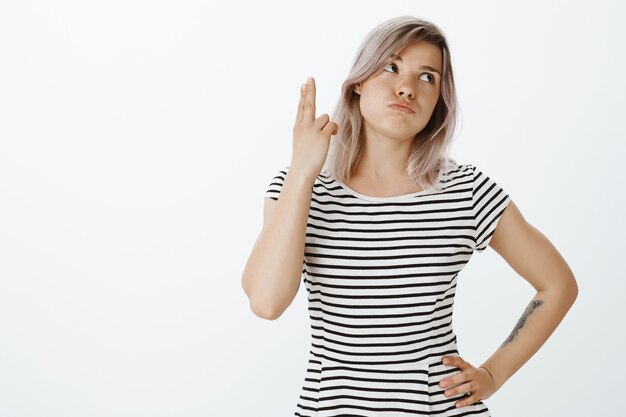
[388,104,415,114]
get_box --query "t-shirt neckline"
[334,178,435,202]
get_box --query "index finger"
[296,82,307,124]
[305,77,316,123]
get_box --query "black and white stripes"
[264,160,510,417]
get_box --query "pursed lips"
[388,103,415,114]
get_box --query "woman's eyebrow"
[389,53,441,76]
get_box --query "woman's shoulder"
[444,157,479,172]
[442,157,471,173]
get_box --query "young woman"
[242,15,578,417]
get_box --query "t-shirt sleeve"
[264,166,290,201]
[471,164,511,253]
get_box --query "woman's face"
[356,40,443,142]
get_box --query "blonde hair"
[322,15,460,192]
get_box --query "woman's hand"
[290,77,339,180]
[439,355,499,408]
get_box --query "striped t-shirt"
[264,158,511,417]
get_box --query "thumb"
[323,121,339,136]
[331,122,339,136]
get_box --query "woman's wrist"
[479,365,499,389]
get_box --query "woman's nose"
[396,81,415,98]
[397,87,414,99]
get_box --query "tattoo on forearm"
[500,299,544,348]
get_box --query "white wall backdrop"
[1,0,624,416]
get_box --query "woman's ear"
[354,83,361,95]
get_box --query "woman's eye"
[421,73,435,83]
[383,62,435,84]
[383,62,399,73]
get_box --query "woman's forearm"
[480,285,577,389]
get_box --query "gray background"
[0,0,623,416]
